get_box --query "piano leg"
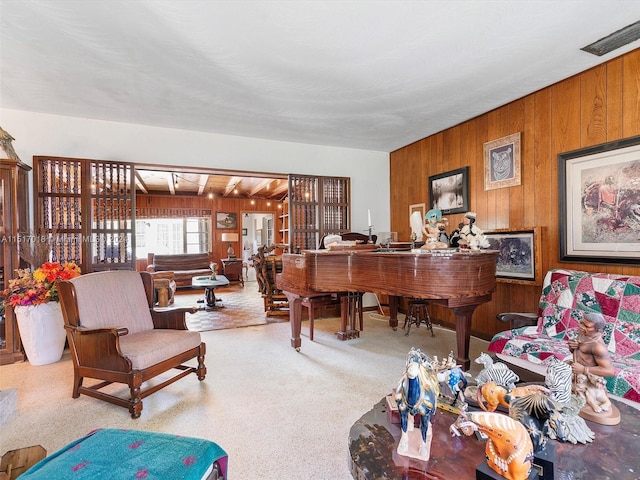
[452,305,478,371]
[388,295,399,330]
[285,293,303,351]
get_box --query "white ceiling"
[2,1,640,153]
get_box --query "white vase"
[14,302,66,366]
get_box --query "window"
[135,217,210,258]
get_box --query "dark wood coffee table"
[191,275,229,310]
[349,397,640,480]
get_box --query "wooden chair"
[58,270,206,419]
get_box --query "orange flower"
[3,262,81,307]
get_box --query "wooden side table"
[222,258,244,286]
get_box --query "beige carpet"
[0,306,490,479]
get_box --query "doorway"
[241,212,275,261]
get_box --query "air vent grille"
[581,21,640,56]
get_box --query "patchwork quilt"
[19,429,228,480]
[488,269,640,404]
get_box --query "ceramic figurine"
[421,209,449,249]
[567,313,620,425]
[395,348,439,460]
[450,410,534,480]
[458,211,489,250]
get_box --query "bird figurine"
[0,126,21,161]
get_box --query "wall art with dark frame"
[558,135,640,265]
[216,212,238,230]
[428,166,469,215]
[484,228,541,284]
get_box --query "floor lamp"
[221,232,239,259]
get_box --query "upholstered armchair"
[58,270,206,418]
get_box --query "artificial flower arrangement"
[3,262,81,307]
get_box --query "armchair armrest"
[496,312,538,329]
[64,325,132,370]
[151,306,198,330]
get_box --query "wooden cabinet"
[222,258,244,286]
[0,159,31,364]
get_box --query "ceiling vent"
[581,20,640,56]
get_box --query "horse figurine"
[395,348,439,459]
[450,410,534,480]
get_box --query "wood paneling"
[390,48,640,340]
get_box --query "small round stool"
[403,299,434,336]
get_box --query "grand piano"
[276,249,498,370]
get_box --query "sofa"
[147,252,212,288]
[488,268,640,404]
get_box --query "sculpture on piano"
[395,348,439,460]
[421,209,449,249]
[458,211,489,250]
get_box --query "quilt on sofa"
[488,269,640,403]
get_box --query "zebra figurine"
[474,352,520,390]
[543,357,595,444]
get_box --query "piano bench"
[403,299,434,337]
[301,295,341,341]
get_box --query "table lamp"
[221,232,239,258]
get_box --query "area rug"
[177,280,280,332]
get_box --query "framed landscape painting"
[216,212,238,230]
[428,167,469,215]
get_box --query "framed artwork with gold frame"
[484,132,521,190]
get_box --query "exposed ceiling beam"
[224,176,242,197]
[168,172,176,195]
[134,170,149,194]
[250,178,274,196]
[197,174,209,196]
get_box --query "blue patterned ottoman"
[20,429,227,479]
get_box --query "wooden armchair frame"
[58,271,206,418]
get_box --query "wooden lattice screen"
[33,157,136,273]
[287,174,350,250]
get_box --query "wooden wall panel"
[390,48,640,340]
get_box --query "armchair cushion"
[119,329,202,370]
[72,270,153,334]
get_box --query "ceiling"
[135,167,288,200]
[2,1,640,196]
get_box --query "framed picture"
[485,228,541,284]
[428,167,469,215]
[216,212,238,230]
[409,203,425,220]
[242,228,248,236]
[559,135,640,264]
[484,132,521,190]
